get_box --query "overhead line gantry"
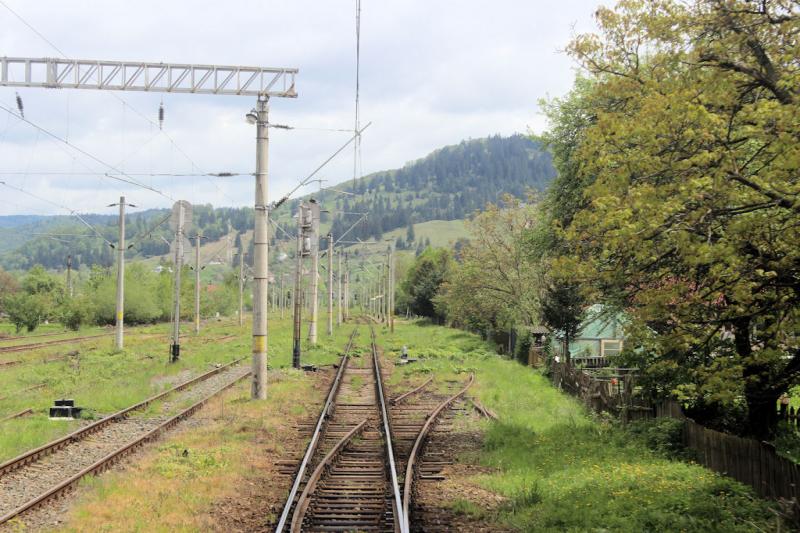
[0,55,298,400]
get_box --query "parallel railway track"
[0,357,249,526]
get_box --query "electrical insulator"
[15,93,24,118]
[158,102,164,130]
[302,209,313,227]
[303,236,312,254]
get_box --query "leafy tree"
[550,0,800,438]
[5,292,47,332]
[437,197,543,331]
[399,248,452,322]
[406,223,416,243]
[0,267,19,313]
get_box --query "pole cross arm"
[0,57,298,97]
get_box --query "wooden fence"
[683,418,800,503]
[551,363,800,508]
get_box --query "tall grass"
[379,319,781,532]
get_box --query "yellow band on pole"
[253,336,266,353]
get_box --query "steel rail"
[289,420,368,533]
[371,325,406,533]
[401,373,475,532]
[0,367,250,525]
[0,356,246,477]
[391,376,434,405]
[0,333,113,353]
[274,328,358,532]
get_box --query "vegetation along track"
[0,333,115,354]
[276,325,404,532]
[0,357,250,525]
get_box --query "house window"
[601,339,623,357]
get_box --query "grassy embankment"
[379,321,782,532]
[0,315,350,463]
[11,318,783,531]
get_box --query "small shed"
[553,305,625,368]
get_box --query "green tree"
[5,292,48,332]
[399,248,452,322]
[437,196,543,332]
[549,0,800,438]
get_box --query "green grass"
[377,319,782,532]
[0,313,356,462]
[380,219,470,249]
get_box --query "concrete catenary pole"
[344,254,350,320]
[307,200,320,345]
[292,203,306,369]
[170,202,185,363]
[388,245,395,333]
[114,196,127,350]
[194,234,202,335]
[66,254,73,299]
[280,273,285,319]
[250,96,270,399]
[337,251,343,326]
[327,234,334,335]
[238,251,245,327]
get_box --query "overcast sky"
[0,0,601,217]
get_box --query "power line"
[0,1,229,203]
[0,171,249,177]
[0,103,172,199]
[0,180,114,245]
[272,122,372,210]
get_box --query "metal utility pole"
[65,254,73,298]
[306,200,321,345]
[170,200,190,363]
[327,234,334,336]
[292,203,310,369]
[337,251,343,326]
[109,196,135,350]
[238,251,245,327]
[1,57,298,400]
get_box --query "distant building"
[554,304,625,367]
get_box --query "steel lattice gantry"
[0,57,297,97]
[0,55,298,400]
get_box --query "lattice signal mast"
[0,56,299,400]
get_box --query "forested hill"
[322,134,554,242]
[0,134,554,270]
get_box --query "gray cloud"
[0,0,600,215]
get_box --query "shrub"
[5,292,47,332]
[625,418,689,459]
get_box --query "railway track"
[0,333,115,354]
[0,357,250,526]
[276,325,474,532]
[276,326,403,532]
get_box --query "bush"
[60,299,87,331]
[625,418,689,459]
[514,329,532,366]
[4,292,47,332]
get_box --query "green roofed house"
[555,304,625,368]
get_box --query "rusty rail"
[391,376,434,405]
[0,356,245,477]
[289,420,368,532]
[0,367,250,525]
[0,333,113,353]
[274,328,358,532]
[370,325,406,533]
[401,373,475,531]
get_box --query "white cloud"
[0,0,600,216]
